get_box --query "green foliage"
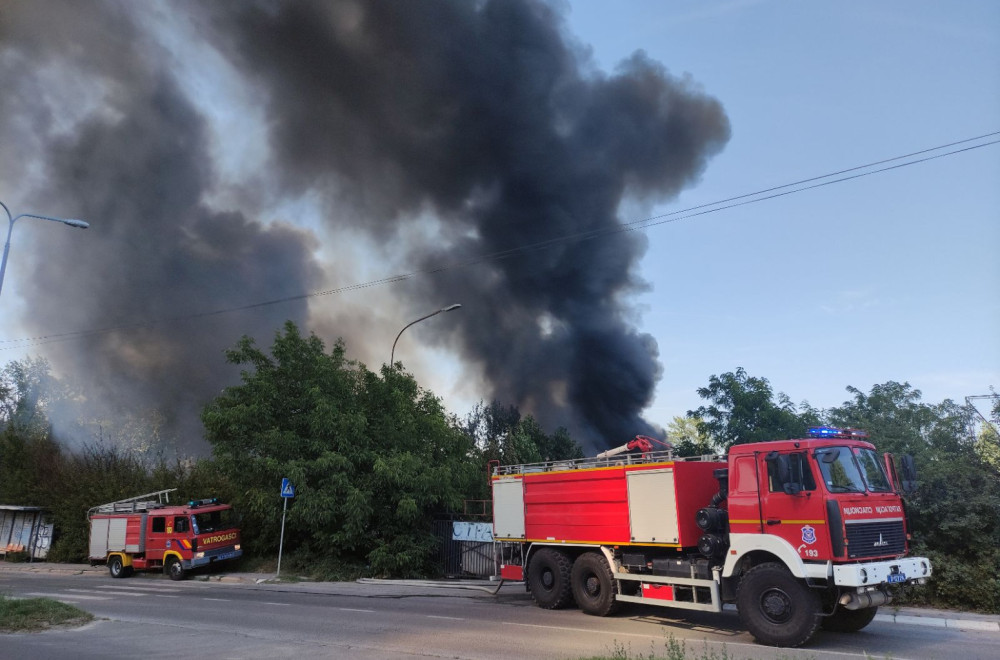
[666,416,717,457]
[687,368,807,448]
[463,399,584,465]
[201,321,482,577]
[0,594,93,633]
[825,382,1000,611]
[0,357,64,439]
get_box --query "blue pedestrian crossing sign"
[280,478,296,498]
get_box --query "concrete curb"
[875,612,1000,632]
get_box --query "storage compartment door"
[89,518,110,558]
[107,519,128,552]
[493,479,526,539]
[626,469,680,544]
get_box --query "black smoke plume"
[1,0,729,453]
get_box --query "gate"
[433,519,496,578]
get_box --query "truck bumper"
[832,556,931,587]
[185,547,243,569]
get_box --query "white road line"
[67,589,142,596]
[202,598,231,602]
[338,607,376,613]
[95,584,183,591]
[426,615,465,621]
[25,592,109,601]
[262,602,290,606]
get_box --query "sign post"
[276,478,296,577]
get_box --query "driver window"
[767,452,816,493]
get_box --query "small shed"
[0,505,53,561]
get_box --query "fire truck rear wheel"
[737,562,821,647]
[570,552,619,616]
[822,605,878,633]
[109,556,126,579]
[165,557,186,581]
[527,548,574,609]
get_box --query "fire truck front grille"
[845,520,905,558]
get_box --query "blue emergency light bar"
[187,498,219,508]
[807,426,869,439]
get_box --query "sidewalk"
[2,561,997,632]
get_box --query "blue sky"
[563,0,1000,418]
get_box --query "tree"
[665,416,716,457]
[201,321,480,576]
[462,400,583,465]
[0,357,63,439]
[828,382,1000,611]
[688,368,806,448]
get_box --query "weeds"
[0,594,93,633]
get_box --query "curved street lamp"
[391,303,462,366]
[1,200,89,299]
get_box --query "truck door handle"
[766,519,781,526]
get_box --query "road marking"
[202,598,231,602]
[68,589,142,596]
[263,602,290,606]
[426,615,464,621]
[95,584,183,591]
[338,607,376,613]
[26,592,109,601]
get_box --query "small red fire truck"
[491,427,931,647]
[88,489,242,580]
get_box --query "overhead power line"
[2,131,998,352]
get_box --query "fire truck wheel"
[570,552,619,616]
[526,548,574,609]
[822,605,878,633]
[108,556,126,579]
[737,562,821,647]
[165,557,186,581]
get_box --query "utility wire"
[2,132,998,352]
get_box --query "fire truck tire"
[165,557,186,581]
[737,562,821,647]
[570,552,619,616]
[526,548,574,609]
[822,605,878,633]
[108,556,126,579]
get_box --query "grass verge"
[0,594,93,633]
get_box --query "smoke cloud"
[0,0,729,453]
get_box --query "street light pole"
[1,200,90,299]
[391,303,462,366]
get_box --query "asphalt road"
[1,571,998,659]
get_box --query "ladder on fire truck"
[88,489,177,516]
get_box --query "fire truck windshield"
[191,508,238,535]
[815,447,866,493]
[815,447,893,493]
[853,447,893,492]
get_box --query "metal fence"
[433,519,496,578]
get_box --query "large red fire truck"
[88,489,242,580]
[491,427,931,647]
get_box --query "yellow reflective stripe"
[494,462,676,479]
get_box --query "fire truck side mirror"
[765,451,802,496]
